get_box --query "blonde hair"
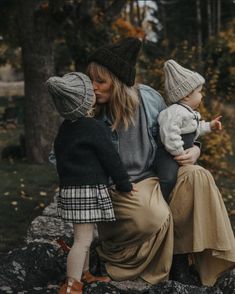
[87,62,139,131]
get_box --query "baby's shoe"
[81,270,111,283]
[58,278,83,294]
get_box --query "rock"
[1,199,235,293]
[0,242,65,293]
[215,268,235,294]
[26,215,73,246]
[148,280,223,294]
[110,279,150,293]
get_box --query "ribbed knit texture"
[164,60,205,103]
[54,118,132,192]
[46,72,94,120]
[88,37,142,86]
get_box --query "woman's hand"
[174,145,201,165]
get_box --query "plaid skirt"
[57,184,116,223]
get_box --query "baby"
[155,59,222,201]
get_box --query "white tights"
[67,223,95,282]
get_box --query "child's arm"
[198,115,222,136]
[158,109,185,156]
[90,121,133,193]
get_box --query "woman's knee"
[178,164,211,179]
[133,205,170,235]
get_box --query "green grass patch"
[0,103,59,254]
[0,161,58,253]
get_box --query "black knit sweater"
[54,118,132,192]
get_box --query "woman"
[87,37,235,286]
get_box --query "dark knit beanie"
[46,72,94,120]
[88,37,142,86]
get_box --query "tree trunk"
[196,0,202,64]
[135,0,142,27]
[207,0,212,37]
[217,0,221,33]
[212,0,217,36]
[129,0,134,24]
[17,0,59,163]
[157,1,168,40]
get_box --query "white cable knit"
[158,103,211,156]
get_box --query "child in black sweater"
[46,72,135,294]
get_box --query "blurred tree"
[153,0,235,48]
[60,0,127,73]
[16,0,62,163]
[0,0,127,162]
[0,0,67,162]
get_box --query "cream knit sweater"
[158,103,211,156]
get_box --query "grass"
[0,123,58,253]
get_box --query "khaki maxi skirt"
[97,165,235,286]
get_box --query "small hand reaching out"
[210,116,222,131]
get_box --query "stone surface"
[0,200,235,293]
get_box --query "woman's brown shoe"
[58,278,83,294]
[81,270,111,283]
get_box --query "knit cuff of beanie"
[166,73,205,103]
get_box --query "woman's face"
[90,75,112,105]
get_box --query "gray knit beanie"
[46,72,94,120]
[164,59,205,103]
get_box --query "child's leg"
[81,229,111,283]
[155,147,179,202]
[67,223,94,281]
[83,251,90,273]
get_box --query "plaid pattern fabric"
[57,184,116,223]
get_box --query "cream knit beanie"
[164,59,205,103]
[46,72,94,120]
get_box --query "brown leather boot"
[81,270,111,283]
[58,278,83,294]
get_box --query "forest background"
[0,0,234,254]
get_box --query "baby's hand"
[210,116,222,130]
